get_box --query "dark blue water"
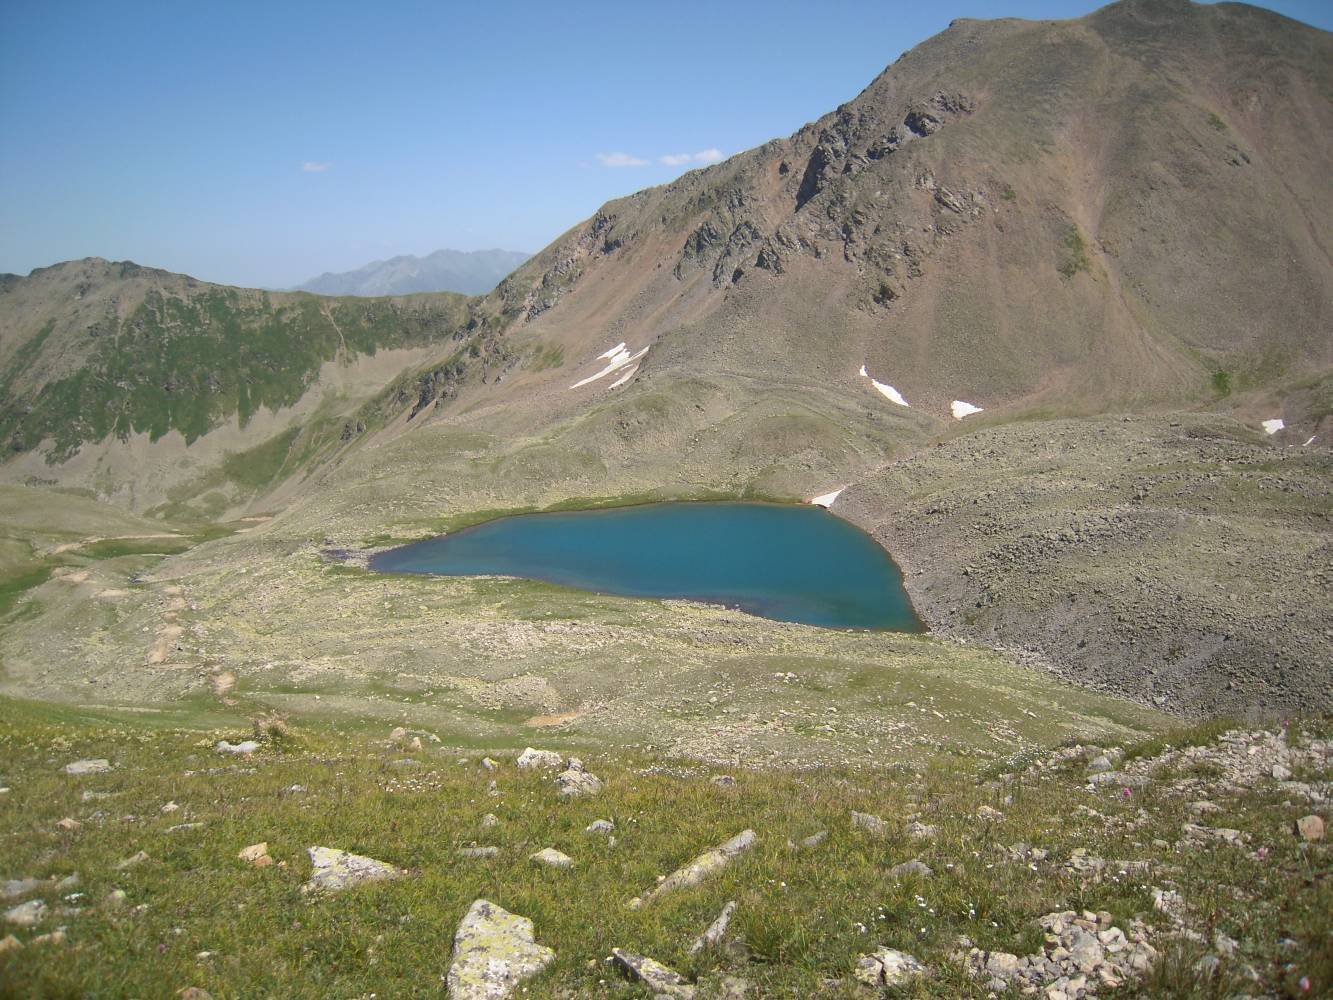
[369,501,922,631]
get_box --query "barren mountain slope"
[426,0,1330,437]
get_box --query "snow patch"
[608,364,639,389]
[1261,418,1285,435]
[870,379,909,406]
[1303,435,1316,447]
[951,400,984,420]
[859,365,908,407]
[570,345,648,390]
[809,488,844,508]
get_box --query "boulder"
[1296,814,1324,842]
[3,900,45,927]
[851,810,887,836]
[888,859,933,878]
[638,830,756,905]
[529,848,573,869]
[515,748,562,770]
[62,758,111,775]
[2,878,45,901]
[555,760,603,798]
[585,819,614,835]
[303,846,403,892]
[446,899,555,999]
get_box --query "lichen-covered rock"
[446,898,555,999]
[515,748,562,770]
[303,846,403,892]
[854,947,926,987]
[611,948,696,999]
[639,830,756,905]
[62,758,111,775]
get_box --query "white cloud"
[301,161,332,173]
[595,152,649,168]
[659,148,725,167]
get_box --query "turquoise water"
[369,501,922,631]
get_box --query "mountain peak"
[295,248,530,297]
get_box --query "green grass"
[1058,225,1091,279]
[1211,369,1232,398]
[0,564,55,620]
[0,703,1326,997]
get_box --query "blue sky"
[2,0,1329,288]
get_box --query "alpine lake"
[370,501,922,631]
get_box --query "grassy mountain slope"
[0,258,480,510]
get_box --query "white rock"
[529,848,573,869]
[215,740,260,755]
[585,819,614,835]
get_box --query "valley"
[0,0,1329,995]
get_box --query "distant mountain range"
[293,248,530,297]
